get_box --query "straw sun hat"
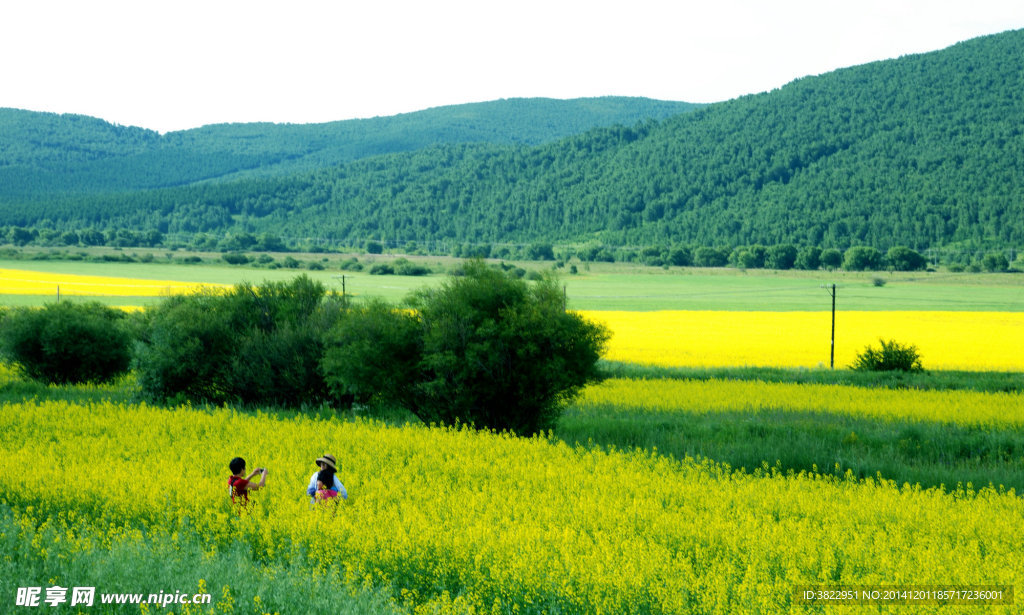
[315,454,338,471]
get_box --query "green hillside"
[3,30,1024,256]
[0,97,696,198]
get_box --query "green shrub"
[369,263,395,275]
[323,260,606,433]
[526,242,555,261]
[339,257,363,271]
[765,244,797,270]
[668,247,692,267]
[322,261,609,435]
[410,262,609,435]
[794,246,822,270]
[135,275,341,406]
[321,299,423,408]
[819,248,843,270]
[886,246,927,271]
[843,246,883,271]
[221,252,250,265]
[693,246,728,267]
[852,338,923,372]
[981,252,1010,272]
[393,258,431,276]
[0,302,133,384]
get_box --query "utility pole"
[826,283,836,368]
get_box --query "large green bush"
[321,299,423,408]
[794,246,822,270]
[819,248,843,270]
[764,244,797,270]
[886,246,928,271]
[843,246,884,271]
[0,301,133,384]
[851,338,924,372]
[322,261,610,435]
[135,275,342,406]
[981,252,1009,272]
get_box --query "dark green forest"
[0,97,696,198]
[2,29,1024,257]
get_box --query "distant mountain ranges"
[2,28,1023,260]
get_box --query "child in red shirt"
[228,456,268,507]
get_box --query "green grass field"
[3,253,1023,311]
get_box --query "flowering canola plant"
[1,398,1022,614]
[580,378,1024,427]
[579,310,1024,371]
[0,268,229,297]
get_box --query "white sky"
[2,0,1024,133]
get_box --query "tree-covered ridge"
[3,29,1024,254]
[0,97,698,197]
[280,27,1021,251]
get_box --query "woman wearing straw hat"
[306,454,348,504]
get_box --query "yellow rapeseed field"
[580,378,1024,427]
[1,398,1020,614]
[579,310,1024,371]
[0,268,228,297]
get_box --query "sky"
[3,0,1024,134]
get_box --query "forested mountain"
[3,29,1024,254]
[0,97,697,198]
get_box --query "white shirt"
[306,471,347,502]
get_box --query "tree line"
[0,266,608,436]
[4,224,1018,272]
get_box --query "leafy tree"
[366,241,384,254]
[408,261,609,435]
[795,246,822,270]
[886,246,927,271]
[526,242,556,261]
[460,243,492,259]
[668,247,692,267]
[8,227,35,246]
[80,229,105,246]
[321,299,423,408]
[731,248,760,269]
[843,246,883,271]
[135,276,340,406]
[981,252,1009,272]
[0,302,133,384]
[323,261,609,435]
[693,246,728,267]
[765,244,797,270]
[256,233,287,252]
[820,248,843,270]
